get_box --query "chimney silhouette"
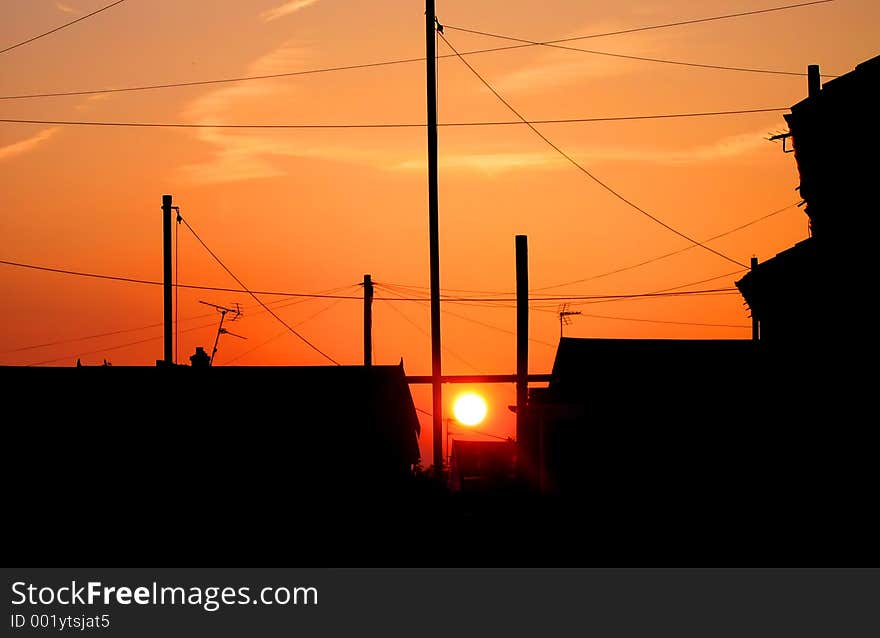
[190,346,210,368]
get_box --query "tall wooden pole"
[162,194,173,366]
[808,64,821,98]
[516,235,529,451]
[750,256,760,342]
[363,274,373,367]
[426,0,443,471]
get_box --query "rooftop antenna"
[558,303,582,339]
[199,301,246,365]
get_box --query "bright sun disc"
[453,392,487,426]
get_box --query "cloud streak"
[260,0,320,22]
[393,128,773,174]
[55,2,79,14]
[182,41,392,183]
[0,128,58,162]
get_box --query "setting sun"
[453,392,488,426]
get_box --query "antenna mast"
[558,304,582,339]
[199,301,246,365]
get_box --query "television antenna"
[558,304,581,339]
[199,301,246,365]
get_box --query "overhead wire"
[381,280,746,329]
[375,284,557,349]
[1,284,354,363]
[0,257,366,298]
[0,109,789,129]
[0,257,739,302]
[438,31,748,270]
[177,214,341,365]
[0,1,837,99]
[446,1,835,51]
[533,202,799,291]
[0,0,129,56]
[442,23,835,78]
[26,320,217,367]
[219,296,348,366]
[379,292,483,373]
[575,312,749,329]
[376,198,794,297]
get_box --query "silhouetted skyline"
[2,1,878,463]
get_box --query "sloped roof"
[1,363,421,469]
[551,336,754,379]
[735,238,820,316]
[450,440,516,477]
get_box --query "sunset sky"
[2,1,877,457]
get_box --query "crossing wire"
[438,31,748,270]
[0,109,788,129]
[448,1,834,50]
[0,257,738,302]
[0,2,837,99]
[177,215,341,365]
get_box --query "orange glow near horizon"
[2,1,878,462]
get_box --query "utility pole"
[162,194,173,366]
[750,257,760,341]
[515,235,529,461]
[808,64,821,98]
[426,0,443,472]
[363,274,373,367]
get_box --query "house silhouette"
[737,54,880,353]
[4,361,426,561]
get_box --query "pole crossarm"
[406,374,552,384]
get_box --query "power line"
[0,108,788,129]
[383,202,795,296]
[444,1,839,79]
[0,257,737,302]
[559,272,745,309]
[533,202,799,291]
[0,2,837,100]
[0,257,365,298]
[27,320,217,367]
[0,55,427,101]
[220,296,348,366]
[379,293,483,373]
[177,215,341,365]
[576,312,749,329]
[445,27,821,77]
[440,306,557,349]
[653,269,747,293]
[1,0,129,56]
[448,1,835,48]
[3,284,354,360]
[439,31,748,270]
[413,406,517,443]
[0,313,208,355]
[375,284,557,349]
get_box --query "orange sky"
[2,0,878,458]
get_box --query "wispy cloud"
[395,152,563,175]
[584,127,773,164]
[260,0,320,22]
[393,128,772,174]
[490,18,670,94]
[75,93,112,111]
[0,128,58,161]
[55,2,79,14]
[182,41,392,182]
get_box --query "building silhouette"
[736,55,880,352]
[4,359,426,561]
